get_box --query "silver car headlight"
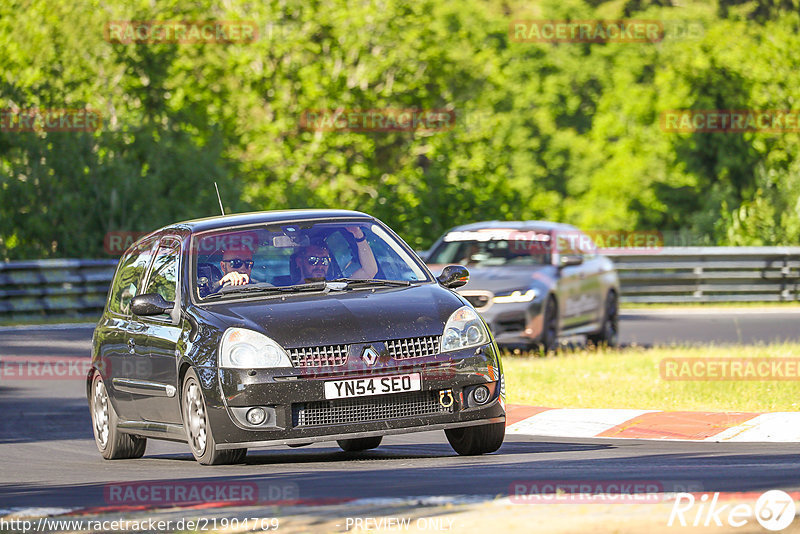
[493,289,537,303]
[440,306,490,352]
[219,328,293,369]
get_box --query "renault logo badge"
[362,346,379,366]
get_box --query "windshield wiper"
[202,281,328,299]
[330,278,412,288]
[202,279,411,299]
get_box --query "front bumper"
[473,300,545,346]
[205,344,505,447]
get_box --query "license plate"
[324,373,421,400]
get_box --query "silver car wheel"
[93,377,110,449]
[185,380,207,454]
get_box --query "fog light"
[246,407,267,425]
[473,385,490,404]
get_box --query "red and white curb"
[505,405,800,442]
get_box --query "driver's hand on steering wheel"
[216,271,250,290]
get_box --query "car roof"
[444,220,578,233]
[158,209,375,234]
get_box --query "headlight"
[219,328,293,369]
[440,306,490,352]
[493,289,537,303]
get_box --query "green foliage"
[1,0,799,260]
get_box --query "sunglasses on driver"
[305,256,331,266]
[222,258,254,269]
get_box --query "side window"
[108,243,154,315]
[368,236,420,281]
[145,244,179,306]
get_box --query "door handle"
[128,338,135,354]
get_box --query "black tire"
[90,373,146,460]
[445,422,505,456]
[337,436,383,452]
[538,296,558,354]
[182,368,247,465]
[588,291,619,348]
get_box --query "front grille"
[293,390,453,427]
[385,336,440,360]
[288,344,349,367]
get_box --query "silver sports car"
[424,221,620,352]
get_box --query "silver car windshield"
[428,235,551,267]
[193,221,429,299]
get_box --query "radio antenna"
[214,182,225,215]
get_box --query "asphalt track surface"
[2,309,800,514]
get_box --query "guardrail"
[0,259,117,322]
[607,247,800,303]
[1,248,798,322]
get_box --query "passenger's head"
[295,240,331,281]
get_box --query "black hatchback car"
[88,210,505,464]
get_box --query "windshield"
[192,220,429,300]
[427,229,552,267]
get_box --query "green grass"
[503,343,800,412]
[620,301,800,309]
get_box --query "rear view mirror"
[131,293,174,316]
[273,235,309,248]
[437,265,469,289]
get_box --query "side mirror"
[559,254,583,268]
[437,265,469,289]
[131,293,174,316]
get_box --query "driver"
[209,242,272,293]
[217,245,254,288]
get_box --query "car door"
[576,232,606,325]
[135,238,183,423]
[102,239,156,421]
[553,233,584,331]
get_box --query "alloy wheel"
[184,380,207,454]
[93,377,110,449]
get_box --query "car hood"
[429,264,557,294]
[198,283,463,347]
